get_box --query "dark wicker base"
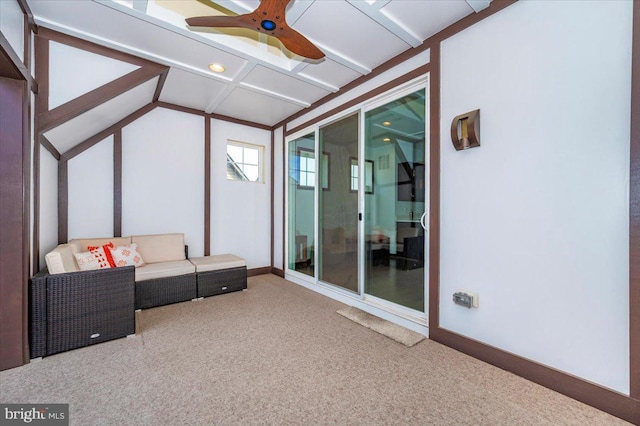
[30,266,135,358]
[135,273,197,310]
[29,271,49,358]
[197,267,247,298]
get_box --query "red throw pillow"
[88,242,116,268]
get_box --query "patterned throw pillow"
[109,243,145,268]
[74,247,113,271]
[87,242,116,268]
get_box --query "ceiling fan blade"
[186,0,324,60]
[256,0,292,18]
[186,15,253,30]
[277,27,325,60]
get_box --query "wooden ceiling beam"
[37,64,167,134]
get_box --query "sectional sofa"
[31,233,246,358]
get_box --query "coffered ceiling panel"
[242,65,332,105]
[381,1,475,41]
[44,77,158,155]
[159,68,228,111]
[28,0,492,127]
[213,87,302,126]
[293,1,411,70]
[297,59,363,91]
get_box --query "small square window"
[227,141,264,183]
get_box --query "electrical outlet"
[453,290,479,308]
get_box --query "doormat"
[337,306,425,347]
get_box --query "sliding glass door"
[363,90,427,312]
[318,113,359,293]
[286,81,428,317]
[288,133,316,277]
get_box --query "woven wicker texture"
[135,273,197,310]
[197,267,247,298]
[29,272,49,358]
[46,266,135,355]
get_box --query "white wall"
[39,149,58,268]
[210,118,271,269]
[122,107,205,256]
[439,0,631,394]
[0,0,25,63]
[67,136,114,239]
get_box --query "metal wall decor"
[451,109,480,151]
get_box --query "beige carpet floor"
[0,274,630,425]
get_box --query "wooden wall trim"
[271,267,284,278]
[37,65,166,134]
[34,34,48,114]
[204,117,211,256]
[285,64,430,137]
[153,68,169,103]
[0,32,36,91]
[16,0,35,28]
[155,101,272,130]
[61,102,157,161]
[57,161,67,244]
[210,112,272,131]
[40,135,60,161]
[629,0,640,400]
[113,130,122,237]
[156,101,206,117]
[247,267,272,277]
[22,14,29,71]
[33,122,40,274]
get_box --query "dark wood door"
[0,76,29,370]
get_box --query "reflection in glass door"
[364,90,426,311]
[288,133,316,277]
[319,113,359,292]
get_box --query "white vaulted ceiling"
[27,0,485,127]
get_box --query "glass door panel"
[364,90,426,311]
[288,133,316,277]
[318,114,359,292]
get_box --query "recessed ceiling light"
[208,63,225,73]
[382,121,391,126]
[383,137,391,142]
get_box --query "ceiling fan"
[185,0,325,60]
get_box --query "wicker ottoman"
[190,255,247,298]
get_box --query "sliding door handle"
[420,212,427,230]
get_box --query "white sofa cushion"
[45,244,79,274]
[68,237,131,254]
[131,233,185,264]
[135,259,195,282]
[189,254,246,272]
